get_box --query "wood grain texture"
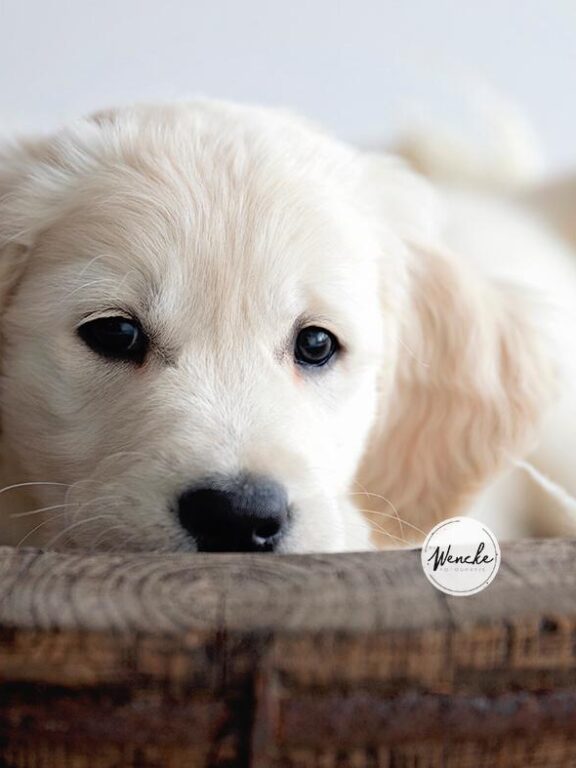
[1,540,576,767]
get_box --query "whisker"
[0,481,70,497]
[350,483,407,540]
[90,531,122,553]
[43,514,116,551]
[333,515,411,548]
[350,500,426,537]
[11,502,71,519]
[63,477,105,504]
[89,519,135,551]
[360,519,411,546]
[15,492,122,549]
[16,509,73,549]
[364,512,426,537]
[354,509,422,543]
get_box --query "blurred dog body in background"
[0,100,574,552]
[397,122,576,542]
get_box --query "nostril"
[253,519,282,544]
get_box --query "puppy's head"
[0,102,405,552]
[0,102,555,552]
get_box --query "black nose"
[177,475,289,552]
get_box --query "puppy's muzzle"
[177,474,289,552]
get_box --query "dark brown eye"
[295,326,339,367]
[78,316,148,364]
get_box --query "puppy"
[0,100,573,553]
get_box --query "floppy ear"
[0,132,68,238]
[0,139,41,311]
[357,163,557,545]
[0,131,78,304]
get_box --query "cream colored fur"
[0,100,572,552]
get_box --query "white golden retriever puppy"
[0,100,574,553]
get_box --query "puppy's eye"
[77,316,148,364]
[295,326,339,367]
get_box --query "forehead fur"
[0,100,364,249]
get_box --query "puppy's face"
[0,104,400,552]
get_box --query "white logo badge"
[421,516,500,596]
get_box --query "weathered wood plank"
[0,540,575,767]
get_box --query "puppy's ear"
[0,131,79,299]
[0,137,47,306]
[0,133,66,248]
[358,162,556,544]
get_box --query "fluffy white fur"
[0,100,573,552]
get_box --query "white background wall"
[0,0,575,174]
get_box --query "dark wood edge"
[1,540,576,765]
